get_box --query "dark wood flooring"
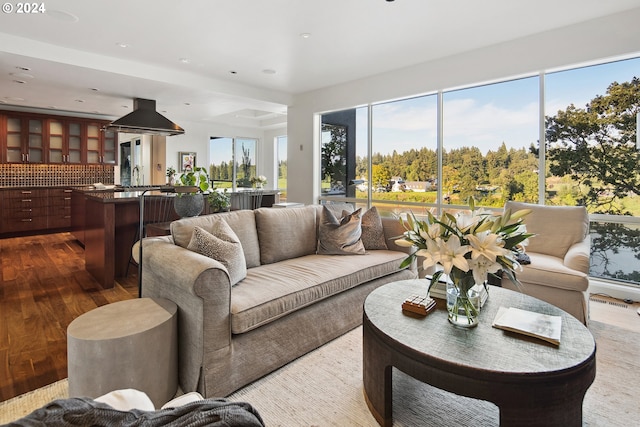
[0,232,138,402]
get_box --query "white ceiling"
[0,0,639,130]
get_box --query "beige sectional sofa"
[138,204,417,398]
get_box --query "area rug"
[1,320,638,426]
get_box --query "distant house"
[404,180,435,192]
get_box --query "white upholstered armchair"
[502,201,591,324]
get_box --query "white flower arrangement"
[395,197,533,322]
[250,175,267,186]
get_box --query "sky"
[356,56,640,156]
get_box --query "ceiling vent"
[106,98,185,136]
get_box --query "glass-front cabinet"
[4,116,45,163]
[47,120,83,164]
[86,123,117,164]
[1,111,116,164]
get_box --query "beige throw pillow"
[360,206,388,250]
[317,206,365,255]
[187,224,247,285]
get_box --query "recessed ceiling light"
[75,99,84,103]
[48,105,58,109]
[91,88,100,92]
[300,33,311,39]
[121,105,129,108]
[16,66,31,71]
[116,42,130,48]
[229,70,238,75]
[184,102,191,106]
[262,69,276,75]
[46,9,79,22]
[10,72,34,79]
[179,58,190,64]
[12,80,26,84]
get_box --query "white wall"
[287,7,640,205]
[262,127,287,190]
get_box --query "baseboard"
[588,278,640,303]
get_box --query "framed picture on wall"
[179,152,196,172]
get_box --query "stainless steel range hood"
[106,98,185,136]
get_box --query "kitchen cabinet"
[1,188,48,233]
[1,187,76,235]
[47,120,83,164]
[1,111,117,165]
[48,188,73,229]
[3,115,45,163]
[86,123,117,165]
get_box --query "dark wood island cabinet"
[72,188,143,289]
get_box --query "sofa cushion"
[317,206,365,255]
[229,250,408,334]
[187,225,247,285]
[254,206,318,264]
[504,201,588,259]
[171,210,261,268]
[361,207,388,250]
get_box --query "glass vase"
[446,278,481,328]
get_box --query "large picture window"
[209,137,258,190]
[319,55,640,286]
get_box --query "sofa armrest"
[140,238,233,393]
[563,235,590,274]
[381,217,413,256]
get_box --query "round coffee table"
[363,279,596,427]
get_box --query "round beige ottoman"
[67,297,178,408]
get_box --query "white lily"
[467,256,502,284]
[438,235,470,275]
[467,231,506,262]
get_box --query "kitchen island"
[72,188,280,288]
[73,188,148,289]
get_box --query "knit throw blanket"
[6,397,265,427]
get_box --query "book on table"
[492,306,562,346]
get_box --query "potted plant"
[173,166,210,217]
[166,166,176,185]
[208,189,231,213]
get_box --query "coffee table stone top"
[364,279,595,375]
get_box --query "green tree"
[372,164,391,187]
[321,124,347,190]
[546,77,640,214]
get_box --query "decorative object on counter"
[166,166,176,185]
[250,175,267,189]
[132,165,143,186]
[208,189,231,213]
[395,197,533,328]
[173,167,210,218]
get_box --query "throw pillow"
[317,206,365,255]
[360,206,388,250]
[187,223,247,285]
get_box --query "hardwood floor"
[0,232,138,402]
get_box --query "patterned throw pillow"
[187,223,247,285]
[360,206,388,250]
[317,206,365,255]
